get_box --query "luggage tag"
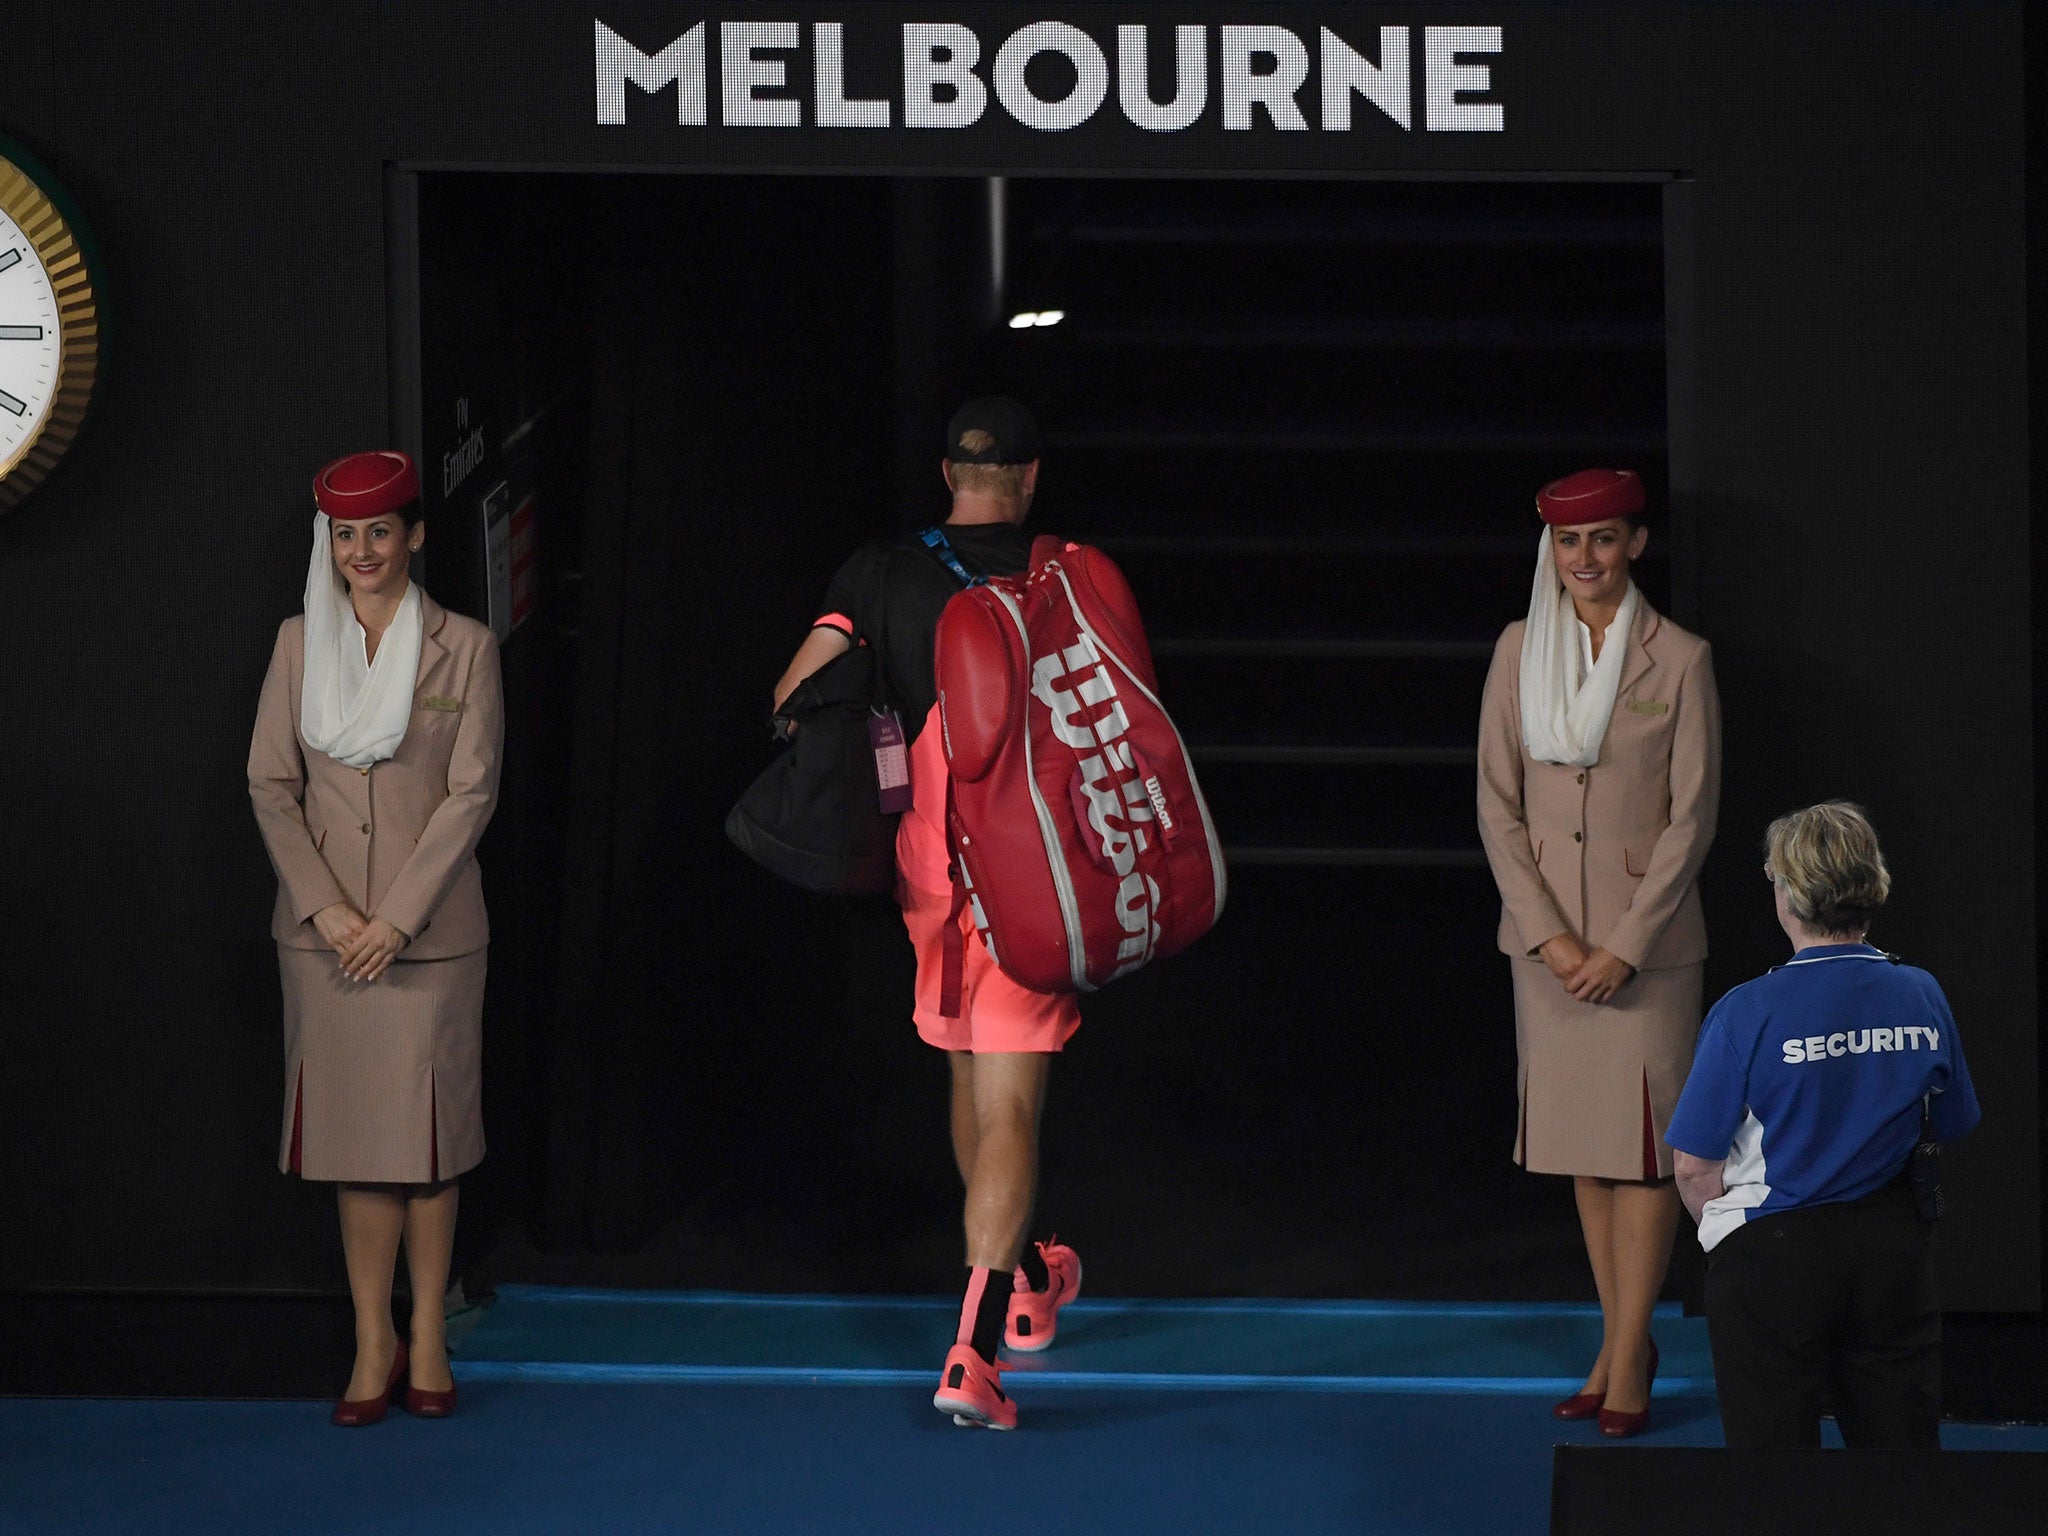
[870,708,913,814]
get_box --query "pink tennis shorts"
[901,878,1081,1054]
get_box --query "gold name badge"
[421,695,463,713]
[1626,700,1670,716]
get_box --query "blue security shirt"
[1666,943,1980,1251]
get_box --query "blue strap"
[919,526,986,589]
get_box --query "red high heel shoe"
[1597,1337,1659,1439]
[403,1374,458,1418]
[330,1342,408,1428]
[1551,1386,1605,1421]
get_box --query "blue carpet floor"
[458,1287,1719,1394]
[5,1292,2044,1536]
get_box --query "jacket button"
[1575,772,1586,785]
[1573,831,1583,843]
[360,822,371,834]
[360,767,370,777]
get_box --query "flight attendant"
[1476,468,1721,1438]
[248,450,503,1426]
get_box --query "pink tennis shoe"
[1005,1239,1083,1353]
[933,1344,1016,1430]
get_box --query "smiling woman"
[246,450,504,1429]
[330,511,421,606]
[1476,467,1723,1439]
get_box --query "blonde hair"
[1765,801,1891,936]
[947,458,1032,499]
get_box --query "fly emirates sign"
[594,19,1505,134]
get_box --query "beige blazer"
[249,590,503,960]
[1477,601,1720,971]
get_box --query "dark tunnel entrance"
[405,170,1678,1299]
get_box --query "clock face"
[0,204,62,471]
[0,149,98,512]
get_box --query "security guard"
[1669,801,1979,1449]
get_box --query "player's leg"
[948,1049,978,1186]
[934,1049,1048,1430]
[962,1049,1050,1271]
[924,906,1078,1426]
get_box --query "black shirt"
[814,522,1036,736]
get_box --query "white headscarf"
[1518,528,1640,768]
[299,511,423,769]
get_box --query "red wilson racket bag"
[933,536,1226,1003]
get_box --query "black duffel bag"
[725,644,900,896]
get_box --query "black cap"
[946,396,1042,465]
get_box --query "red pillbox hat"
[1536,467,1644,527]
[314,450,420,521]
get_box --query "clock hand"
[0,326,44,340]
[0,250,19,273]
[0,389,26,416]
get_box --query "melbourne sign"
[594,18,1506,134]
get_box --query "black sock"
[960,1267,1012,1365]
[1017,1242,1049,1294]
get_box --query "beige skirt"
[277,944,486,1184]
[1512,958,1701,1181]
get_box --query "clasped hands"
[311,902,412,983]
[1539,933,1635,1005]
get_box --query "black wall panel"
[0,2,2032,1308]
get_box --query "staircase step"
[1196,757,1476,851]
[1097,533,1533,557]
[1223,847,1490,868]
[1193,745,1474,767]
[1121,538,1528,640]
[1154,638,1495,660]
[1070,317,1665,352]
[1050,201,1660,252]
[1159,650,1492,748]
[1038,453,1672,548]
[1049,424,1665,455]
[1011,221,1662,331]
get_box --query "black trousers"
[1704,1180,1941,1449]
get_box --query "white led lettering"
[722,21,801,126]
[993,21,1109,132]
[1320,26,1410,131]
[1220,25,1311,131]
[1117,25,1206,133]
[594,19,707,126]
[903,23,988,128]
[1424,25,1504,131]
[814,22,890,127]
[593,19,1509,136]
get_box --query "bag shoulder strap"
[1027,533,1073,570]
[939,773,969,1019]
[917,525,987,589]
